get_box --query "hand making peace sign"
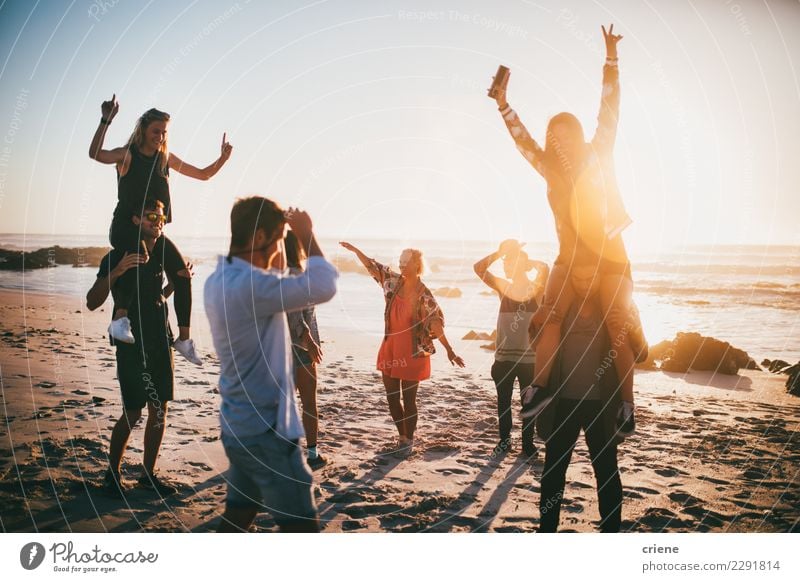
[602,24,623,59]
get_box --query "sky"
[0,0,798,251]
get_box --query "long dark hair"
[544,112,586,176]
[284,230,304,271]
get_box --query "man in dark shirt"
[535,262,646,532]
[86,198,180,497]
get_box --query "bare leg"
[400,381,419,440]
[108,408,142,472]
[217,506,258,532]
[113,308,128,321]
[382,375,406,439]
[143,401,168,474]
[295,363,319,448]
[600,274,635,403]
[531,264,573,388]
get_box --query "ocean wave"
[632,262,799,276]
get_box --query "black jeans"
[539,398,622,533]
[109,219,191,328]
[490,359,535,445]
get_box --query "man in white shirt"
[204,196,338,532]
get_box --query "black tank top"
[113,143,172,226]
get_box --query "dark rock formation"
[0,246,110,270]
[785,363,800,396]
[762,359,791,373]
[642,332,758,375]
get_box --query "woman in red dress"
[340,242,465,457]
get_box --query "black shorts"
[292,346,315,371]
[115,343,174,410]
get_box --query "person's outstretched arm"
[492,76,546,177]
[339,241,371,269]
[340,241,395,286]
[592,24,622,152]
[89,94,127,164]
[169,133,233,181]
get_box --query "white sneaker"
[173,338,203,366]
[108,317,135,344]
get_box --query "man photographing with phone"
[204,196,338,532]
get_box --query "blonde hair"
[128,108,170,175]
[400,248,426,276]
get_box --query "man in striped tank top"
[475,240,549,458]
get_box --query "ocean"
[0,233,798,362]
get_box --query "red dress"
[376,295,431,381]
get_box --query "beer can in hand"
[488,65,510,99]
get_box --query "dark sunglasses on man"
[143,212,167,225]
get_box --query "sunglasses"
[144,212,167,225]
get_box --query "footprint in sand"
[435,467,469,476]
[655,467,688,478]
[632,508,694,531]
[629,486,660,495]
[669,491,704,507]
[742,468,769,480]
[698,475,729,485]
[562,502,584,514]
[624,490,646,500]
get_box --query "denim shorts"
[221,429,317,521]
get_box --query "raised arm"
[169,133,232,181]
[592,24,622,152]
[474,243,512,296]
[492,75,546,177]
[89,94,127,164]
[339,241,371,268]
[339,241,394,285]
[251,210,338,317]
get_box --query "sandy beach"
[0,289,798,533]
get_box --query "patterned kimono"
[366,258,444,358]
